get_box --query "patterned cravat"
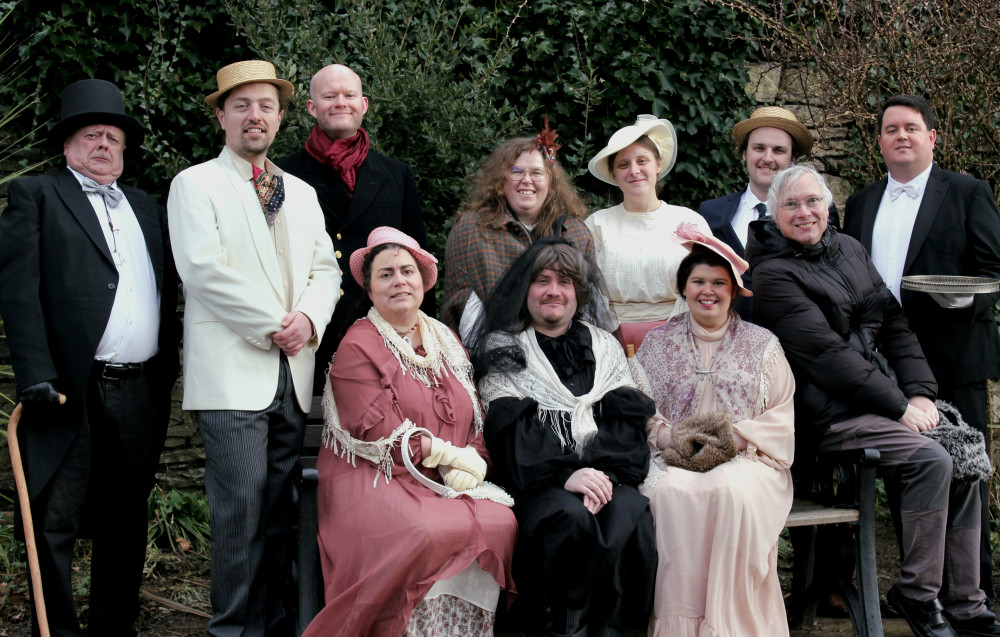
[754,202,769,218]
[80,177,123,208]
[889,181,918,201]
[254,171,285,226]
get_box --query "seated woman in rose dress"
[302,227,517,637]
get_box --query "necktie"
[254,172,285,226]
[80,177,123,208]
[890,181,918,201]
[754,202,769,219]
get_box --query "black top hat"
[48,79,144,147]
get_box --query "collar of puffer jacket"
[745,218,839,271]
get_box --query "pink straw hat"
[673,222,752,297]
[350,227,438,292]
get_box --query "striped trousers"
[197,356,305,637]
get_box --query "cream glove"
[444,467,480,491]
[422,437,460,468]
[451,446,487,481]
[423,437,487,481]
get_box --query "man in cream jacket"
[167,60,339,637]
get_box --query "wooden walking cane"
[8,399,62,637]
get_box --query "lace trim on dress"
[366,308,483,435]
[321,371,416,486]
[320,309,484,486]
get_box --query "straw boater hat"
[732,106,814,156]
[204,60,295,107]
[673,222,752,297]
[588,114,678,185]
[48,79,144,146]
[350,226,439,292]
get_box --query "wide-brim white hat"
[588,114,678,185]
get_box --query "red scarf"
[304,125,370,194]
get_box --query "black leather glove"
[20,380,60,406]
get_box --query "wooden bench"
[785,448,883,637]
[290,399,883,637]
[290,398,324,637]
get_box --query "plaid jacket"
[441,209,596,332]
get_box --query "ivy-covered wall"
[0,0,763,492]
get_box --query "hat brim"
[205,79,295,108]
[350,244,439,293]
[48,112,145,148]
[678,241,752,298]
[733,116,814,156]
[588,119,678,185]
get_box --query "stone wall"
[744,62,854,212]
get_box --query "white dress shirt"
[69,167,160,363]
[870,164,933,302]
[731,185,767,249]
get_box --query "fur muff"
[661,411,738,473]
[924,400,993,482]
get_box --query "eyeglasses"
[778,196,826,213]
[508,166,548,182]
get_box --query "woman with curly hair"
[442,120,595,342]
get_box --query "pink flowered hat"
[673,222,752,297]
[349,226,438,292]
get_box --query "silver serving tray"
[901,275,1000,294]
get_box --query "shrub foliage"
[1,0,757,257]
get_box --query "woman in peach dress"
[636,225,795,637]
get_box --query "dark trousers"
[820,413,987,620]
[28,365,167,637]
[197,356,305,637]
[938,380,994,601]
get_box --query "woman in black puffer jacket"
[746,164,994,637]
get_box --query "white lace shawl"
[477,322,636,454]
[321,308,482,486]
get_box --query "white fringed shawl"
[321,308,481,486]
[478,322,635,454]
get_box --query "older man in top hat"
[167,60,339,636]
[278,63,432,391]
[698,106,833,318]
[0,79,180,636]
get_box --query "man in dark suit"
[0,79,179,637]
[844,94,1000,633]
[698,106,823,318]
[279,64,432,388]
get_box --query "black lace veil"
[469,233,616,380]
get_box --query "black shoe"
[883,593,902,619]
[947,609,1000,637]
[887,585,958,637]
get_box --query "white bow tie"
[889,181,919,201]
